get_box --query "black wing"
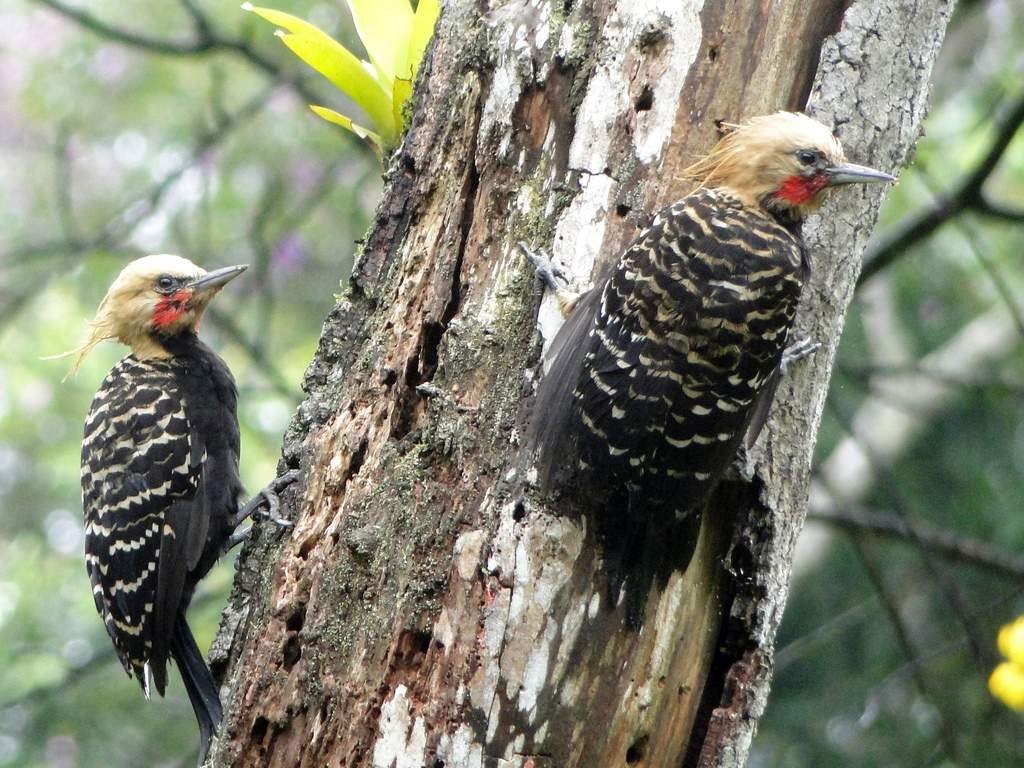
[528,190,805,514]
[81,357,207,695]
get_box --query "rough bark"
[207,1,953,766]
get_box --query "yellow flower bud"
[990,661,1024,711]
[998,617,1024,666]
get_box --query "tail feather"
[170,613,223,766]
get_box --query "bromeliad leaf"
[309,106,384,159]
[409,0,440,79]
[346,0,414,86]
[243,0,440,158]
[277,32,397,146]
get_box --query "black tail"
[607,491,702,629]
[170,613,223,767]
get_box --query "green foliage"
[0,0,379,764]
[244,0,440,158]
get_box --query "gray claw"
[518,241,569,291]
[780,336,821,375]
[234,469,300,530]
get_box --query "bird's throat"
[776,173,828,205]
[153,290,192,330]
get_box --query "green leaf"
[345,0,414,85]
[392,77,412,135]
[409,0,440,78]
[309,105,383,158]
[242,3,327,38]
[244,1,441,156]
[244,3,396,143]
[277,32,397,145]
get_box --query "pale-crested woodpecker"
[527,112,894,581]
[70,255,294,764]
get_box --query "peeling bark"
[208,1,954,766]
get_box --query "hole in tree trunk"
[626,734,648,764]
[251,716,269,741]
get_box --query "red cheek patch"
[777,173,829,205]
[153,289,192,329]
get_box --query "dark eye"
[156,275,175,292]
[797,149,818,166]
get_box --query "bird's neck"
[761,198,807,234]
[129,329,200,361]
[716,185,807,235]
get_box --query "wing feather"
[81,357,201,693]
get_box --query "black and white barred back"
[81,334,242,695]
[531,187,808,517]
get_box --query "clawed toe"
[780,336,821,375]
[518,241,570,291]
[228,469,301,545]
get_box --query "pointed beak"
[824,162,896,186]
[188,264,248,292]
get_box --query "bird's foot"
[518,242,584,315]
[224,469,300,551]
[780,336,821,375]
[518,241,570,292]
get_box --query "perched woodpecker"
[70,255,288,764]
[528,112,893,550]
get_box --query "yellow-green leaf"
[409,0,440,78]
[346,0,414,85]
[278,32,396,145]
[392,77,413,134]
[310,105,383,158]
[242,3,326,38]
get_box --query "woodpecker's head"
[685,112,894,220]
[61,255,247,372]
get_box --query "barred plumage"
[572,188,805,512]
[73,255,249,764]
[82,357,201,685]
[528,113,893,568]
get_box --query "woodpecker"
[70,255,291,764]
[527,112,893,561]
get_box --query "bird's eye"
[156,275,175,292]
[796,149,818,166]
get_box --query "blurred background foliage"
[1,0,380,765]
[0,0,1021,766]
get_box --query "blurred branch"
[810,506,1024,579]
[247,175,285,345]
[247,159,348,345]
[809,306,1017,515]
[55,123,81,242]
[860,90,1024,284]
[775,599,874,673]
[849,538,964,764]
[954,215,1024,341]
[837,361,1024,397]
[0,87,274,329]
[822,397,990,678]
[974,195,1024,222]
[205,306,296,401]
[33,0,321,104]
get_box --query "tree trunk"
[207,1,953,766]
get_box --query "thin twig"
[33,0,322,105]
[847,538,965,764]
[810,507,1024,579]
[860,90,1024,284]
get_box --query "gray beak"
[188,264,248,291]
[825,162,896,186]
